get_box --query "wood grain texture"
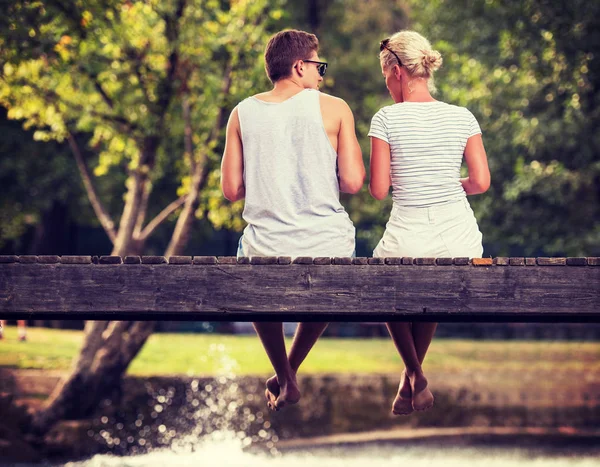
[1,260,598,322]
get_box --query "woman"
[369,31,490,414]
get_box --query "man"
[221,29,365,410]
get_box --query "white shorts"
[373,198,484,258]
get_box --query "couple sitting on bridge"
[221,29,490,415]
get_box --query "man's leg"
[0,320,4,339]
[253,322,300,410]
[266,322,329,399]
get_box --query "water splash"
[85,342,278,457]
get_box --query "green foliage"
[0,0,281,247]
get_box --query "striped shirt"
[368,101,481,207]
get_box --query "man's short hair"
[264,29,319,83]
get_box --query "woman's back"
[369,101,480,207]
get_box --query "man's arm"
[221,107,245,202]
[336,100,365,194]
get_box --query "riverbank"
[1,367,598,463]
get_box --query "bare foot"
[392,371,413,415]
[410,372,434,411]
[264,374,300,411]
[265,375,279,410]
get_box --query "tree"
[0,0,280,434]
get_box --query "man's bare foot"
[409,372,434,411]
[264,373,300,411]
[392,371,413,415]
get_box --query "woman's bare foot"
[265,375,279,410]
[409,372,434,411]
[392,370,413,415]
[264,373,300,411]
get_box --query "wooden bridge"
[0,255,599,322]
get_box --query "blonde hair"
[380,30,443,94]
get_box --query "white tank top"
[236,88,355,258]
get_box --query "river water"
[50,437,598,467]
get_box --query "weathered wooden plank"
[333,257,352,265]
[18,256,38,264]
[436,258,454,266]
[1,262,598,322]
[124,256,141,264]
[525,258,536,266]
[313,257,332,265]
[141,256,166,265]
[453,258,469,266]
[473,258,493,267]
[0,256,19,264]
[368,258,385,265]
[61,256,92,265]
[293,257,313,265]
[193,256,217,265]
[509,258,525,266]
[99,256,122,265]
[237,257,250,264]
[537,258,566,266]
[277,257,292,265]
[250,257,278,265]
[494,257,510,266]
[402,257,413,265]
[589,257,600,266]
[566,257,587,266]
[352,257,369,265]
[169,256,192,265]
[384,258,403,265]
[38,255,60,264]
[415,258,435,266]
[217,257,237,265]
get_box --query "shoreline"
[274,427,600,451]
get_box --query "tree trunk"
[31,321,156,435]
[30,142,159,435]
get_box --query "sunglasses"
[379,38,402,66]
[303,59,328,77]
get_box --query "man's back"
[236,88,355,258]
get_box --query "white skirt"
[373,198,483,258]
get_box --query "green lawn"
[0,326,598,376]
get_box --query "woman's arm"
[369,136,391,200]
[461,134,490,195]
[221,107,245,202]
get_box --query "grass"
[0,326,598,377]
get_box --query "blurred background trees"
[2,0,598,258]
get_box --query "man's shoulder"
[318,92,350,112]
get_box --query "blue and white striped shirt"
[368,101,481,207]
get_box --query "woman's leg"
[0,320,4,339]
[253,322,300,410]
[386,322,435,412]
[266,322,329,402]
